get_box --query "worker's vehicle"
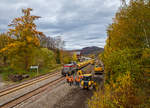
[62,59,94,76]
[80,74,96,89]
[61,63,77,76]
[77,70,83,76]
[94,65,104,75]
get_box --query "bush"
[101,49,144,83]
[88,71,149,108]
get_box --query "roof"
[83,74,92,76]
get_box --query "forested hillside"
[89,0,150,107]
[81,46,104,56]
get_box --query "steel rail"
[0,72,60,97]
[0,76,65,108]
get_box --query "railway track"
[0,72,60,97]
[0,62,92,108]
[0,72,65,108]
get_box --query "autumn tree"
[0,33,12,66]
[103,0,150,80]
[61,51,72,64]
[55,49,61,64]
[72,53,78,62]
[89,0,150,107]
[5,8,44,70]
[40,36,65,50]
[106,0,150,51]
[40,36,56,50]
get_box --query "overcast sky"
[0,0,122,50]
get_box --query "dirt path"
[54,87,93,108]
[54,64,95,108]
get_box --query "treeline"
[0,8,72,78]
[89,0,150,108]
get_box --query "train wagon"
[61,63,77,76]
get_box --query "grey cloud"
[0,0,121,49]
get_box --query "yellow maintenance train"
[61,59,94,76]
[77,59,94,69]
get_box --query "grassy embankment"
[0,64,62,82]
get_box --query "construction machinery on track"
[94,64,104,75]
[80,74,96,89]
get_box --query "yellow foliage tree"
[90,0,150,107]
[72,53,78,62]
[0,33,12,65]
[88,71,148,108]
[5,8,45,70]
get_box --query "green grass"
[28,64,62,78]
[0,64,62,82]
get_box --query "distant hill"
[80,46,104,56]
[66,46,104,56]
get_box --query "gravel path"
[15,81,75,108]
[15,80,93,108]
[54,87,93,108]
